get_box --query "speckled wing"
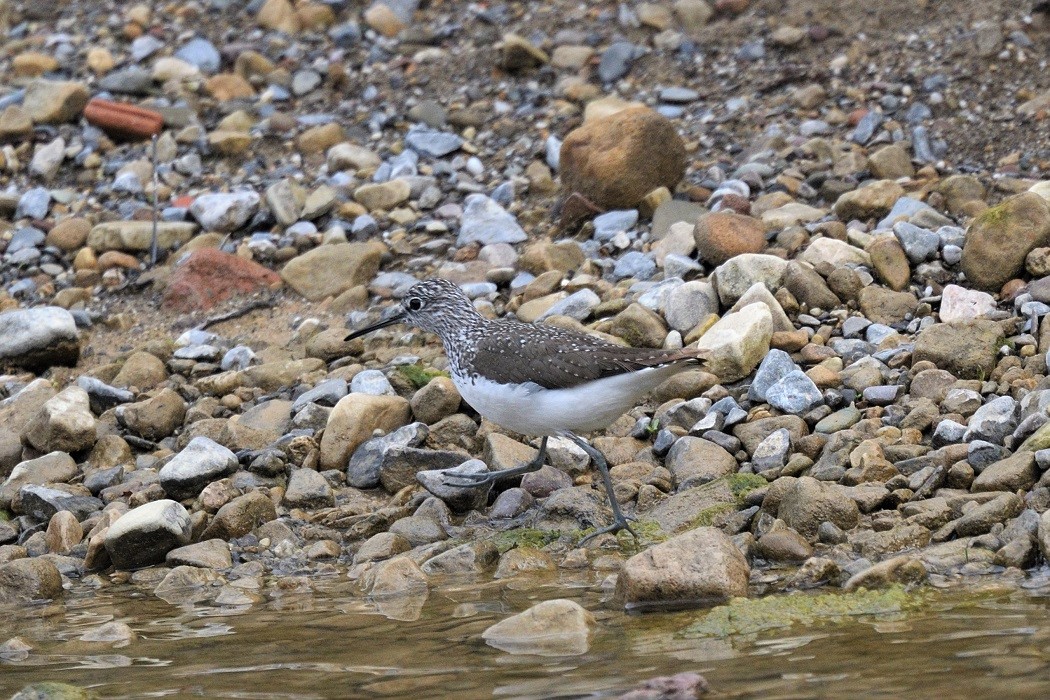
[470,322,707,390]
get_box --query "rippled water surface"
[2,571,1049,699]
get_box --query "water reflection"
[0,572,1046,699]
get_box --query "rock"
[354,179,411,211]
[283,468,335,509]
[971,452,1038,493]
[913,320,1001,380]
[0,307,79,370]
[765,371,823,414]
[965,396,1017,444]
[23,79,89,123]
[843,556,927,591]
[298,123,345,154]
[361,557,429,596]
[893,222,940,265]
[0,105,33,142]
[221,399,292,450]
[46,218,91,251]
[190,191,261,232]
[416,459,489,512]
[115,388,186,441]
[327,142,381,172]
[21,386,96,454]
[319,394,412,470]
[0,452,77,509]
[162,248,282,312]
[693,212,766,265]
[280,241,385,301]
[166,539,233,569]
[559,107,686,209]
[457,194,527,246]
[257,0,300,32]
[776,476,860,540]
[112,351,167,389]
[201,491,277,540]
[45,511,82,554]
[482,599,594,656]
[1039,510,1050,564]
[858,287,918,325]
[866,235,911,291]
[712,254,788,306]
[954,492,1024,536]
[0,381,56,477]
[800,238,871,268]
[749,349,796,401]
[962,192,1050,291]
[104,499,192,569]
[205,74,255,101]
[159,437,238,500]
[0,558,62,604]
[405,126,464,158]
[617,527,750,610]
[696,303,773,382]
[664,281,719,333]
[754,521,814,563]
[30,137,65,180]
[666,437,737,487]
[782,261,841,310]
[868,144,915,179]
[421,541,498,574]
[832,180,905,220]
[940,284,996,322]
[86,221,198,251]
[609,303,667,347]
[355,532,411,564]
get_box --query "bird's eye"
[407,298,423,311]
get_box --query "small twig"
[195,295,276,330]
[149,134,160,267]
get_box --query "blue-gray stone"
[405,127,464,158]
[15,188,50,220]
[968,440,1009,473]
[815,406,861,433]
[112,172,143,194]
[351,369,395,396]
[659,87,699,103]
[942,245,962,265]
[933,419,966,446]
[613,251,656,280]
[749,349,798,402]
[593,209,639,241]
[536,289,601,322]
[7,227,44,254]
[221,345,256,371]
[865,324,897,344]
[292,70,322,96]
[664,254,702,279]
[1036,449,1050,471]
[912,125,934,163]
[347,422,428,489]
[20,485,102,522]
[175,38,221,73]
[892,221,940,264]
[736,40,765,61]
[415,459,490,513]
[98,67,153,95]
[173,344,221,361]
[842,317,872,339]
[964,396,1017,445]
[159,436,239,500]
[352,214,378,236]
[371,271,418,296]
[490,182,514,206]
[904,102,932,124]
[752,428,791,473]
[598,41,636,82]
[329,21,362,47]
[851,110,882,144]
[130,35,164,62]
[936,225,966,248]
[457,194,526,246]
[876,197,935,229]
[766,370,823,413]
[799,119,831,136]
[461,282,497,298]
[545,135,561,171]
[292,378,348,413]
[862,385,900,405]
[77,375,134,414]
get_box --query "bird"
[345,278,709,544]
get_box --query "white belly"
[452,365,687,436]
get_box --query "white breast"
[452,364,689,436]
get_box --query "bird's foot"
[577,516,638,547]
[444,464,539,489]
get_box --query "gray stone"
[536,289,601,322]
[765,371,823,414]
[965,396,1017,445]
[174,38,221,73]
[0,307,79,370]
[284,468,335,509]
[748,349,797,402]
[21,386,96,454]
[160,436,239,500]
[416,459,489,513]
[664,280,718,333]
[666,437,737,487]
[292,379,348,413]
[776,476,860,540]
[104,499,192,570]
[19,485,102,522]
[405,126,464,157]
[613,251,657,280]
[457,194,526,246]
[483,599,594,656]
[16,188,50,219]
[892,221,940,264]
[752,428,791,473]
[347,422,429,489]
[190,191,260,232]
[350,370,395,396]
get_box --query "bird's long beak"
[345,309,407,341]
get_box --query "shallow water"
[2,569,1049,699]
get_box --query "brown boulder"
[693,212,766,265]
[559,107,686,209]
[961,192,1050,292]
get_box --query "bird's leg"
[565,433,637,546]
[444,436,549,488]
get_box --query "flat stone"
[482,599,594,656]
[160,437,239,500]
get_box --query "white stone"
[482,599,594,656]
[697,303,774,382]
[939,284,996,322]
[190,191,261,232]
[800,237,871,268]
[761,202,827,229]
[713,253,788,306]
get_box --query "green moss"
[395,364,449,389]
[726,472,767,498]
[683,586,922,638]
[974,202,1008,227]
[0,510,9,522]
[491,528,561,553]
[687,502,736,529]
